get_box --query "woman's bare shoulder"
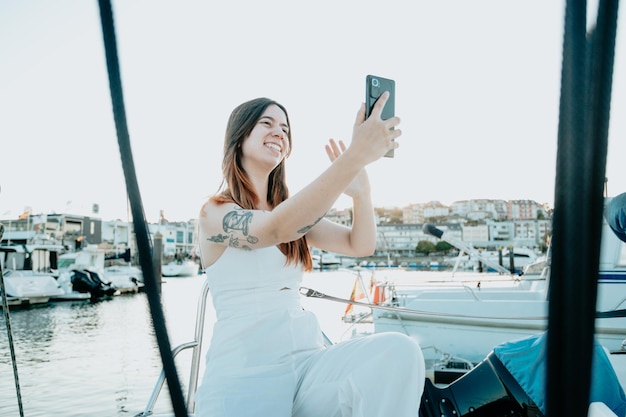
[199,198,239,220]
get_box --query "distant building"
[450,199,507,221]
[507,200,539,220]
[462,224,491,244]
[402,201,450,224]
[325,208,353,226]
[402,204,423,224]
[423,201,450,218]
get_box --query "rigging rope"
[96,2,188,416]
[0,222,25,417]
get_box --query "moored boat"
[56,244,144,298]
[161,259,199,277]
[340,201,626,365]
[311,247,342,269]
[0,242,67,306]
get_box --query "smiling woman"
[3,2,626,417]
[193,95,424,416]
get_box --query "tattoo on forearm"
[298,215,324,234]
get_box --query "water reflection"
[0,294,163,417]
[0,274,351,416]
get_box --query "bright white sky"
[1,1,625,223]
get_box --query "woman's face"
[241,104,290,174]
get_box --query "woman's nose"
[272,126,284,139]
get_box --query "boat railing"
[135,278,210,417]
[388,283,484,303]
[137,277,336,417]
[385,280,548,304]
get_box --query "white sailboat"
[354,213,626,365]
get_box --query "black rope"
[96,2,188,416]
[547,1,619,416]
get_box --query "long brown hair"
[212,97,313,271]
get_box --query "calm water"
[0,271,361,417]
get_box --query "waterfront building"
[0,213,199,260]
[101,220,133,247]
[148,220,197,257]
[0,197,552,260]
[0,213,102,250]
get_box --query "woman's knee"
[370,332,424,369]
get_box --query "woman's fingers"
[325,139,349,163]
[354,103,366,127]
[371,91,390,119]
[325,139,339,162]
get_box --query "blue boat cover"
[606,193,626,243]
[493,333,626,416]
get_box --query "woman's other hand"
[325,139,371,199]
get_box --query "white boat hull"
[2,271,65,305]
[161,261,198,277]
[368,270,626,363]
[104,266,144,292]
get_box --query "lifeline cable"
[0,222,25,417]
[96,1,188,416]
[300,286,626,320]
[300,287,547,320]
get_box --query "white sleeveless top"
[203,246,324,376]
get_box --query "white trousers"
[195,332,425,417]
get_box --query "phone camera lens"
[371,78,379,87]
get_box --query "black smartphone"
[365,74,395,157]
